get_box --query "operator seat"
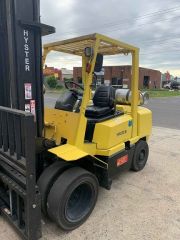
[55,91,78,111]
[85,85,116,118]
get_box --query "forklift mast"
[0,0,55,134]
[0,0,54,239]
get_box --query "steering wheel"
[65,81,84,95]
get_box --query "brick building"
[43,66,73,81]
[61,68,73,81]
[43,65,62,80]
[73,65,161,89]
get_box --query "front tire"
[131,140,149,171]
[37,161,71,215]
[47,167,99,231]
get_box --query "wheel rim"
[138,149,146,165]
[65,182,94,223]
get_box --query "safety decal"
[25,104,30,112]
[24,83,32,100]
[128,120,133,127]
[30,100,36,117]
[117,155,128,167]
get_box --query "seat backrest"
[93,85,115,108]
[55,91,78,111]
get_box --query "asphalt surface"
[147,96,180,130]
[44,92,180,130]
[44,92,59,108]
[0,126,180,240]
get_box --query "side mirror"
[94,53,103,72]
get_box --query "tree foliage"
[47,76,57,88]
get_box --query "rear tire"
[131,140,149,171]
[47,167,99,231]
[37,161,71,215]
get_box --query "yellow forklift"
[0,1,152,239]
[39,33,152,230]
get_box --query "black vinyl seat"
[55,91,78,111]
[85,85,116,118]
[85,105,114,118]
[85,85,124,142]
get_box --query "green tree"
[47,76,57,88]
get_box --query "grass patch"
[142,89,180,98]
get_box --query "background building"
[61,68,73,81]
[43,65,62,80]
[43,66,73,81]
[73,65,161,89]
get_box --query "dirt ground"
[0,126,180,240]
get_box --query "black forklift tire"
[131,140,149,171]
[47,167,99,231]
[37,161,71,215]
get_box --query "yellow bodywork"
[49,144,88,161]
[44,108,81,145]
[93,115,132,150]
[43,33,152,161]
[44,106,151,159]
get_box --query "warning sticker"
[24,83,32,100]
[30,100,36,116]
[25,104,30,112]
[117,155,128,167]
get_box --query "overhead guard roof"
[43,33,138,56]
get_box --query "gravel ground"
[0,126,180,240]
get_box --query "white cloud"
[41,0,180,76]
